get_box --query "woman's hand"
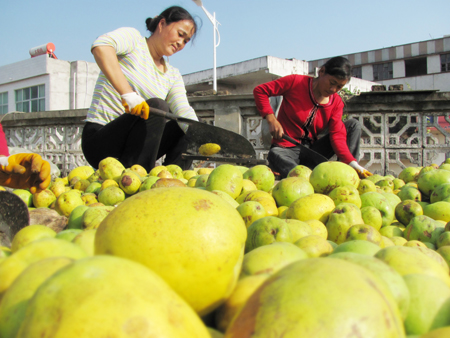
[266,114,284,140]
[0,153,51,193]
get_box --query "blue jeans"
[268,118,361,178]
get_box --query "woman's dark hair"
[146,6,199,42]
[322,56,352,82]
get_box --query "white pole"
[213,12,217,93]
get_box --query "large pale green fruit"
[326,203,364,244]
[206,164,244,199]
[0,257,73,338]
[225,258,405,338]
[417,169,450,197]
[329,252,410,320]
[309,161,360,195]
[328,185,361,208]
[271,177,314,207]
[286,193,335,224]
[403,274,450,335]
[243,165,275,192]
[375,246,450,287]
[360,192,395,227]
[430,183,450,203]
[95,187,247,316]
[16,256,210,338]
[0,238,87,300]
[398,166,421,183]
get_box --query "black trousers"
[81,98,191,171]
[268,118,362,178]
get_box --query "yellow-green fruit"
[404,240,428,248]
[331,240,381,256]
[16,255,210,338]
[271,177,314,207]
[157,169,173,179]
[72,229,97,256]
[54,229,83,242]
[11,225,56,253]
[32,189,56,208]
[166,164,184,179]
[245,216,292,253]
[309,161,360,195]
[236,201,266,228]
[328,185,362,208]
[68,166,95,182]
[391,236,408,246]
[194,174,209,188]
[403,274,450,335]
[395,200,423,226]
[118,171,141,195]
[294,235,334,257]
[73,179,90,192]
[375,246,450,287]
[380,225,404,238]
[198,168,214,175]
[346,224,383,246]
[67,205,90,230]
[199,143,221,156]
[243,165,275,192]
[0,257,73,338]
[358,179,377,195]
[182,170,197,180]
[326,203,364,244]
[49,180,66,198]
[361,206,383,231]
[399,166,422,183]
[82,206,114,230]
[287,165,312,180]
[240,179,258,196]
[130,164,147,177]
[239,190,278,216]
[226,258,405,337]
[286,193,335,224]
[277,206,288,218]
[12,189,33,207]
[81,192,98,205]
[148,165,167,177]
[54,190,84,217]
[211,190,239,208]
[98,186,125,206]
[100,179,119,191]
[420,326,450,338]
[423,201,450,222]
[283,219,313,242]
[0,238,87,300]
[139,176,159,191]
[206,164,243,199]
[98,157,125,182]
[239,242,307,278]
[85,181,102,195]
[95,187,247,316]
[305,219,328,239]
[215,274,269,333]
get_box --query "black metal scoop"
[0,191,29,247]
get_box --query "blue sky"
[1,0,449,75]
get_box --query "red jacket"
[0,123,9,156]
[253,74,355,164]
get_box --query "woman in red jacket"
[253,56,372,179]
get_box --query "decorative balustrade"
[2,91,449,177]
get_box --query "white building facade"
[0,54,99,115]
[308,35,450,92]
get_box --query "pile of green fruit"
[1,157,450,337]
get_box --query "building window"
[0,92,7,115]
[15,85,45,112]
[405,57,427,77]
[352,66,362,79]
[442,53,450,72]
[373,62,393,81]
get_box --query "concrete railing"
[2,91,449,177]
